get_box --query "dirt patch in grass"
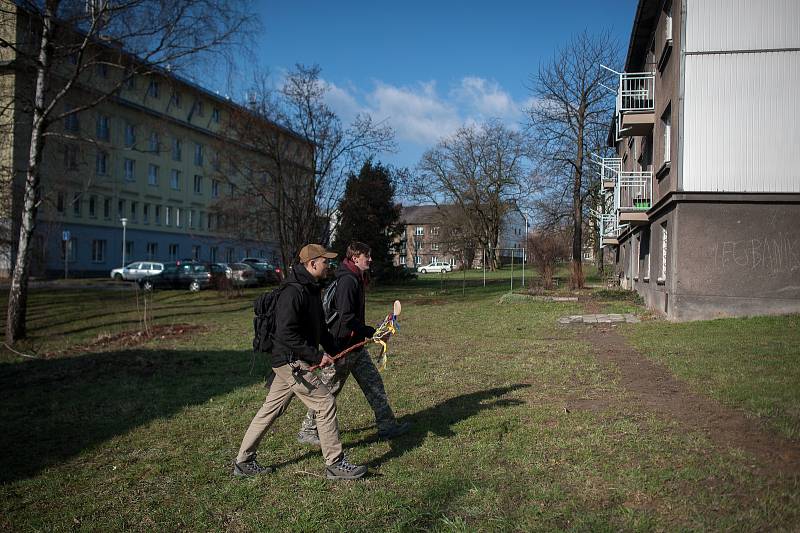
[588,326,800,477]
[46,324,208,358]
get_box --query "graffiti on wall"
[706,232,800,275]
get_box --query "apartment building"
[396,205,526,269]
[598,0,800,320]
[0,9,308,277]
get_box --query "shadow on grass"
[0,348,265,484]
[359,384,529,467]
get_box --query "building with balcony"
[600,0,800,320]
[0,8,308,277]
[395,205,526,269]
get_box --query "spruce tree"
[333,160,402,280]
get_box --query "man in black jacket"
[297,241,409,446]
[233,244,367,480]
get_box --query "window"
[149,131,160,154]
[662,106,671,164]
[211,179,219,198]
[211,107,220,123]
[124,68,135,90]
[415,227,424,236]
[197,212,204,230]
[209,246,217,262]
[171,92,181,109]
[639,229,651,281]
[414,256,421,265]
[103,197,110,219]
[148,79,160,98]
[91,239,106,263]
[96,115,110,141]
[117,199,125,219]
[400,256,406,265]
[130,201,138,221]
[155,205,161,225]
[168,244,179,261]
[88,195,96,217]
[72,193,81,216]
[664,1,673,41]
[225,247,234,263]
[165,206,171,226]
[64,106,79,132]
[143,203,150,223]
[172,137,182,161]
[195,100,204,116]
[191,245,200,261]
[659,222,668,282]
[57,192,65,213]
[170,169,181,190]
[64,144,79,170]
[146,242,158,259]
[95,150,108,175]
[124,122,136,147]
[189,209,195,228]
[431,227,439,236]
[431,242,439,251]
[194,143,203,166]
[211,152,221,171]
[431,256,438,263]
[125,241,134,260]
[148,164,159,186]
[193,175,203,194]
[96,63,108,78]
[175,207,181,227]
[124,158,135,181]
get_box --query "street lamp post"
[120,217,128,268]
[522,214,528,287]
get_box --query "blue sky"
[254,1,639,169]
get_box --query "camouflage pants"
[300,347,398,433]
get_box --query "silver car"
[110,261,164,281]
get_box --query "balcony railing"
[618,171,653,211]
[617,72,655,112]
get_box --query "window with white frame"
[431,226,439,236]
[103,197,110,218]
[172,137,182,161]
[194,175,203,194]
[165,206,171,226]
[431,242,439,251]
[400,256,406,265]
[91,239,106,262]
[130,201,138,221]
[146,242,158,259]
[96,115,110,141]
[175,207,181,227]
[95,151,108,175]
[155,205,161,225]
[415,226,424,236]
[148,79,160,99]
[414,255,421,265]
[660,222,668,282]
[189,209,195,228]
[192,245,200,261]
[143,203,150,223]
[194,143,203,166]
[124,122,136,147]
[211,179,219,198]
[662,105,671,164]
[72,192,81,216]
[209,246,217,263]
[88,195,96,218]
[168,244,179,260]
[149,131,160,154]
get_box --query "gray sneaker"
[326,456,367,480]
[377,421,411,440]
[232,458,273,477]
[297,430,321,447]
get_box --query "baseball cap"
[298,244,337,263]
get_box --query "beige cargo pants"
[236,360,343,466]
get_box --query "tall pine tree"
[333,160,402,280]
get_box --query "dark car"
[248,262,283,285]
[137,261,212,292]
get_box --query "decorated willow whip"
[309,300,402,372]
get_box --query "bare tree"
[526,229,570,290]
[409,120,533,270]
[214,65,395,268]
[526,30,619,288]
[1,0,257,342]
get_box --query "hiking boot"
[325,455,367,480]
[297,430,321,447]
[232,458,273,477]
[377,421,411,440]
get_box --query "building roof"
[399,205,454,224]
[625,0,661,71]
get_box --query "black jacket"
[329,261,375,351]
[271,264,337,367]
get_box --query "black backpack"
[252,283,301,353]
[322,278,339,327]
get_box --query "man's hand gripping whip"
[309,300,402,373]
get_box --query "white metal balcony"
[618,171,653,224]
[593,212,628,246]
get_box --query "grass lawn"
[1,279,798,531]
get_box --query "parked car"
[206,262,230,289]
[417,261,453,274]
[248,262,282,285]
[225,262,259,287]
[137,261,212,292]
[110,261,164,281]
